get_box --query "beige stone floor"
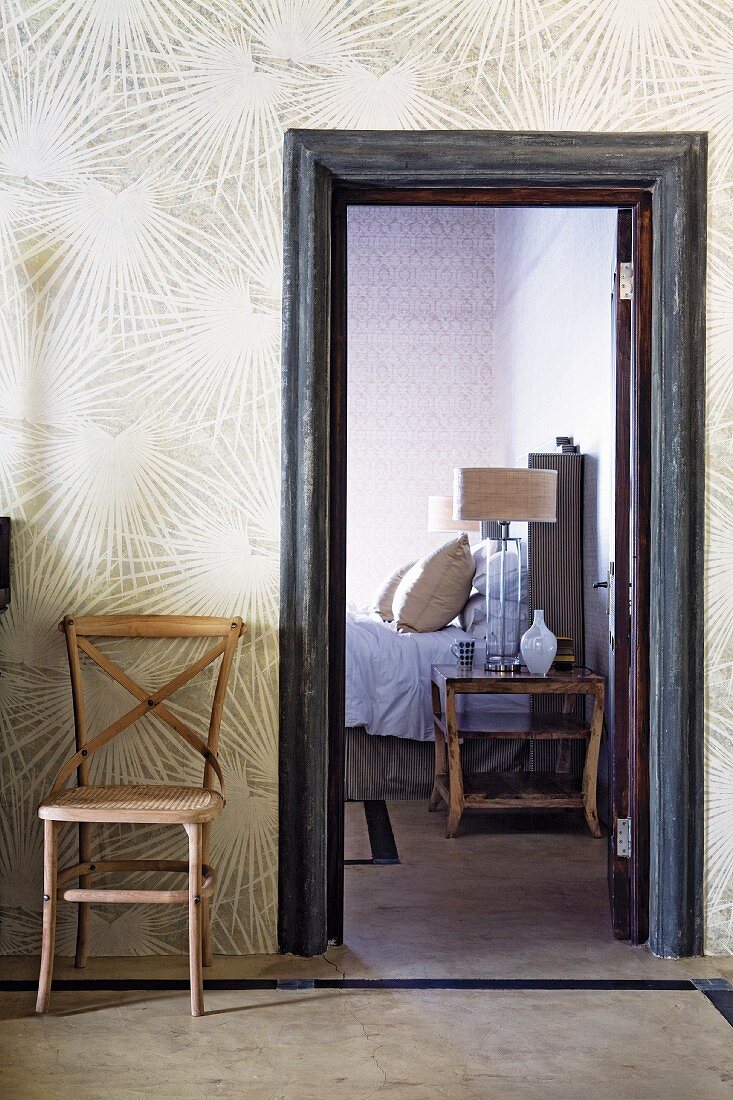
[336,800,733,980]
[2,801,732,1098]
[2,986,732,1100]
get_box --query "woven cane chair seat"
[39,784,224,824]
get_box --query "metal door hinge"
[616,817,632,858]
[619,263,633,300]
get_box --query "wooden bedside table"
[429,666,605,838]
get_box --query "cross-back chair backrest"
[52,615,246,802]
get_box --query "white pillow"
[471,540,497,596]
[474,546,528,602]
[487,551,523,602]
[370,560,415,621]
[486,592,530,647]
[393,535,475,633]
[457,591,486,634]
[463,618,487,642]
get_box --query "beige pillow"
[393,535,475,633]
[370,560,415,621]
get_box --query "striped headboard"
[528,451,585,667]
[528,452,585,772]
[482,453,585,678]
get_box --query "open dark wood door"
[607,208,632,939]
[608,207,650,943]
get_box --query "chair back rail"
[206,625,242,787]
[71,615,239,637]
[52,615,245,801]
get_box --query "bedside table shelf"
[429,665,605,838]
[432,711,591,740]
[433,771,583,812]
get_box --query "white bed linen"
[345,610,529,741]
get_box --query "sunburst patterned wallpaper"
[0,0,730,957]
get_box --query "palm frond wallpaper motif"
[0,0,730,956]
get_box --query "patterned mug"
[450,639,475,670]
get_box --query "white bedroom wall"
[492,206,617,695]
[346,206,497,609]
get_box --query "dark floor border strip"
[0,977,703,992]
[0,979,279,991]
[693,979,733,1028]
[6,976,732,1029]
[340,978,696,991]
[700,989,733,1027]
[363,800,400,865]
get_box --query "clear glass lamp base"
[483,525,524,676]
[485,655,522,674]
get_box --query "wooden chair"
[36,614,245,1017]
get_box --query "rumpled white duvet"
[345,609,529,741]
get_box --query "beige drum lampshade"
[427,495,481,533]
[453,468,558,522]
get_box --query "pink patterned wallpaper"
[346,206,496,608]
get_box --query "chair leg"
[201,822,213,967]
[75,822,91,969]
[36,820,59,1014]
[201,897,213,969]
[185,823,204,1017]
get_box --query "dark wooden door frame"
[278,130,706,960]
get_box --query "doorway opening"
[338,195,646,957]
[278,131,706,962]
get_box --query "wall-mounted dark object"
[0,517,10,612]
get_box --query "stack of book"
[553,636,575,669]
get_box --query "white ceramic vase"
[520,610,557,676]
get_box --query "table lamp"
[453,467,557,672]
[427,495,480,535]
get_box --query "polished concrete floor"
[2,801,731,1098]
[2,986,732,1099]
[338,800,733,981]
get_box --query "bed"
[345,610,531,800]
